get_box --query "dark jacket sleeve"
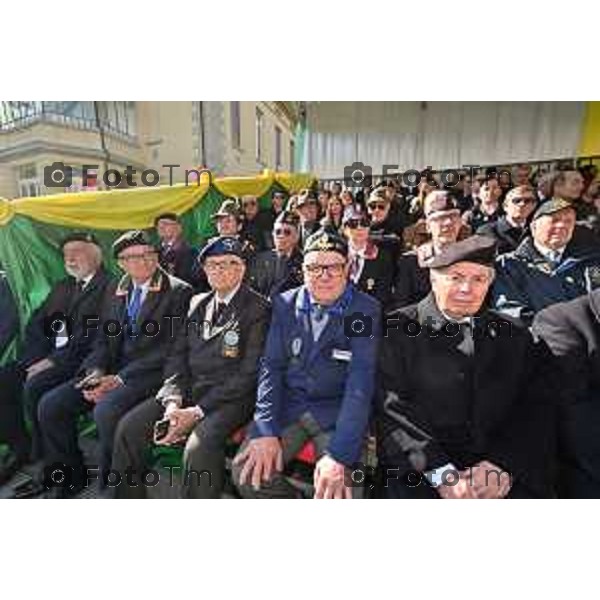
[196,301,270,414]
[393,255,420,308]
[484,334,559,496]
[532,301,592,405]
[0,275,19,358]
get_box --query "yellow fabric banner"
[579,101,600,157]
[0,171,316,228]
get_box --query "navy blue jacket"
[493,232,600,325]
[251,284,381,466]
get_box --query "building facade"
[0,101,298,199]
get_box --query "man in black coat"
[0,233,111,484]
[377,236,558,499]
[112,236,270,499]
[155,213,199,286]
[533,289,600,498]
[476,185,537,255]
[248,210,304,299]
[35,231,192,497]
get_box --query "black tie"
[214,301,226,326]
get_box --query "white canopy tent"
[298,102,586,178]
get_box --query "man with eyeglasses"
[112,236,270,499]
[378,235,558,499]
[194,199,257,292]
[35,230,192,498]
[394,191,464,309]
[248,210,304,299]
[477,185,537,254]
[493,198,600,326]
[0,233,111,491]
[232,229,381,499]
[341,204,396,309]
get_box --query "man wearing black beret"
[0,232,111,490]
[34,230,192,497]
[112,236,270,498]
[248,210,304,299]
[378,235,558,499]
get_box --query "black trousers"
[0,361,74,461]
[37,377,154,485]
[112,396,254,499]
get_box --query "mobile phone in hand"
[153,418,171,442]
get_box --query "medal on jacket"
[366,278,375,291]
[222,329,240,358]
[291,337,302,359]
[587,265,600,286]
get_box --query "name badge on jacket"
[332,348,352,362]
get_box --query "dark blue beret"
[198,236,245,264]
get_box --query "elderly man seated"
[111,236,270,499]
[378,236,558,499]
[0,233,111,486]
[232,229,381,499]
[493,197,600,325]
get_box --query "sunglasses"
[274,226,295,237]
[243,200,257,207]
[367,203,387,211]
[346,219,370,229]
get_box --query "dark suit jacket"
[158,239,198,286]
[533,289,600,403]
[82,268,192,390]
[163,284,270,414]
[378,293,558,497]
[247,247,304,299]
[20,268,113,371]
[476,216,528,255]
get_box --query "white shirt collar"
[215,282,241,306]
[78,272,96,290]
[534,242,566,262]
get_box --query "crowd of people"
[1,160,600,499]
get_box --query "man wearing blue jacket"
[232,229,381,499]
[493,197,600,325]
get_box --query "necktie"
[548,250,561,266]
[457,321,475,357]
[127,286,142,335]
[213,301,226,326]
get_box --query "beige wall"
[222,101,296,176]
[0,101,297,198]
